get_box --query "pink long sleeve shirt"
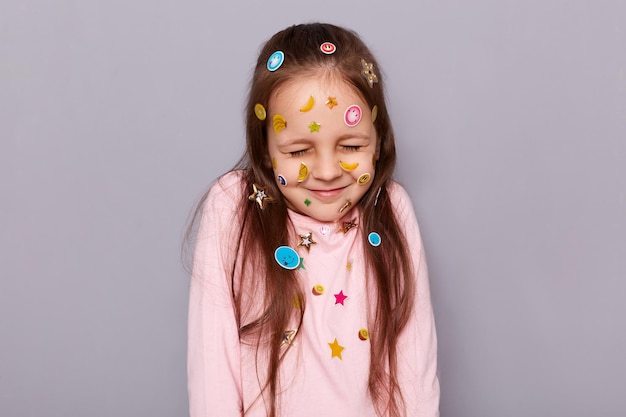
[188,171,440,416]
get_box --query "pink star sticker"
[334,290,348,305]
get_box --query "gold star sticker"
[282,329,297,346]
[339,219,358,234]
[328,338,344,360]
[297,232,317,252]
[248,183,274,209]
[361,59,379,88]
[326,96,338,109]
[308,121,321,132]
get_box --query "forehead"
[269,74,366,111]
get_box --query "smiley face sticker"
[274,246,300,269]
[344,105,362,127]
[267,51,285,72]
[320,42,336,55]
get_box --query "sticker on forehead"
[344,105,362,127]
[275,246,299,269]
[320,42,336,55]
[273,114,287,134]
[267,51,285,72]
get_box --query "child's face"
[267,76,378,223]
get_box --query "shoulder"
[386,180,416,217]
[204,170,246,210]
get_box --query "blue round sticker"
[278,175,287,186]
[267,51,285,72]
[274,246,300,269]
[368,232,381,247]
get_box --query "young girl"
[187,23,439,417]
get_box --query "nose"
[311,152,342,182]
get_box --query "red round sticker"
[320,42,336,55]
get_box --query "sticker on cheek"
[278,174,287,186]
[297,163,309,182]
[272,157,277,169]
[304,199,311,206]
[344,105,362,127]
[339,161,359,172]
[357,173,371,185]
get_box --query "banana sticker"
[272,114,287,134]
[299,96,315,112]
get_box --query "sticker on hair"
[267,51,285,72]
[357,173,371,185]
[368,232,381,247]
[361,59,379,88]
[254,103,267,120]
[299,96,314,112]
[308,121,321,133]
[248,183,275,209]
[277,174,287,186]
[320,42,336,55]
[344,105,362,127]
[297,163,309,182]
[274,246,300,269]
[272,114,287,134]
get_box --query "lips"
[307,185,349,199]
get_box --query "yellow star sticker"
[326,96,338,109]
[308,121,321,133]
[328,338,344,360]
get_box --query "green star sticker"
[304,199,311,206]
[308,121,321,133]
[297,257,306,270]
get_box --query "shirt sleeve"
[390,183,441,417]
[187,175,244,417]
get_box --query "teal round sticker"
[274,246,299,269]
[368,232,381,247]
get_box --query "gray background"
[2,0,625,416]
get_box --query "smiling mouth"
[308,186,349,199]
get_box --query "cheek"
[271,157,302,187]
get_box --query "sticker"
[297,163,309,182]
[304,198,311,206]
[278,175,287,186]
[357,173,371,185]
[308,121,321,133]
[371,105,378,123]
[248,183,274,209]
[334,290,348,305]
[272,114,287,134]
[368,232,381,247]
[358,328,370,341]
[267,51,284,71]
[346,260,353,271]
[344,105,362,127]
[319,225,330,236]
[274,246,300,269]
[339,200,352,213]
[297,232,317,252]
[326,96,338,109]
[339,161,359,172]
[312,284,325,295]
[282,329,297,345]
[340,219,358,234]
[272,157,277,169]
[254,103,266,120]
[297,256,305,270]
[361,58,378,88]
[300,96,314,112]
[320,42,336,55]
[328,338,344,360]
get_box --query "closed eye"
[343,146,361,151]
[289,150,308,157]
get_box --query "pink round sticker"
[320,42,336,55]
[344,105,362,127]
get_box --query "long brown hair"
[191,23,416,416]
